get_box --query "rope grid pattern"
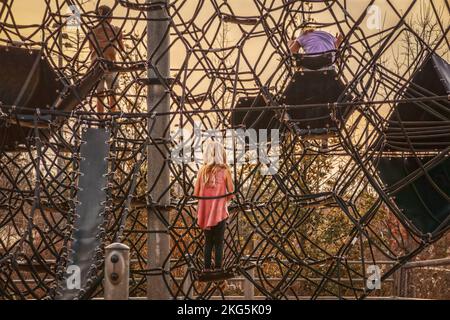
[0,0,449,299]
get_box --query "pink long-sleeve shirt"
[196,168,230,230]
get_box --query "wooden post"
[146,0,171,300]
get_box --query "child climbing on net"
[288,27,344,153]
[87,5,124,115]
[288,27,344,56]
[193,140,235,275]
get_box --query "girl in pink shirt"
[193,141,234,271]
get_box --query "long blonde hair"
[301,27,316,36]
[200,140,229,185]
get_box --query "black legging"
[204,219,226,270]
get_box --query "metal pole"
[146,0,171,299]
[104,243,130,300]
[243,239,255,299]
[243,268,255,299]
[54,22,66,192]
[182,264,192,299]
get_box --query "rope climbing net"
[0,0,449,300]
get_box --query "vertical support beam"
[104,243,130,300]
[146,0,171,300]
[393,267,402,297]
[243,268,255,300]
[182,264,192,299]
[243,239,255,299]
[402,268,409,297]
[54,22,66,191]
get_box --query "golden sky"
[5,0,448,67]
[2,0,448,113]
[6,0,448,44]
[1,0,448,150]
